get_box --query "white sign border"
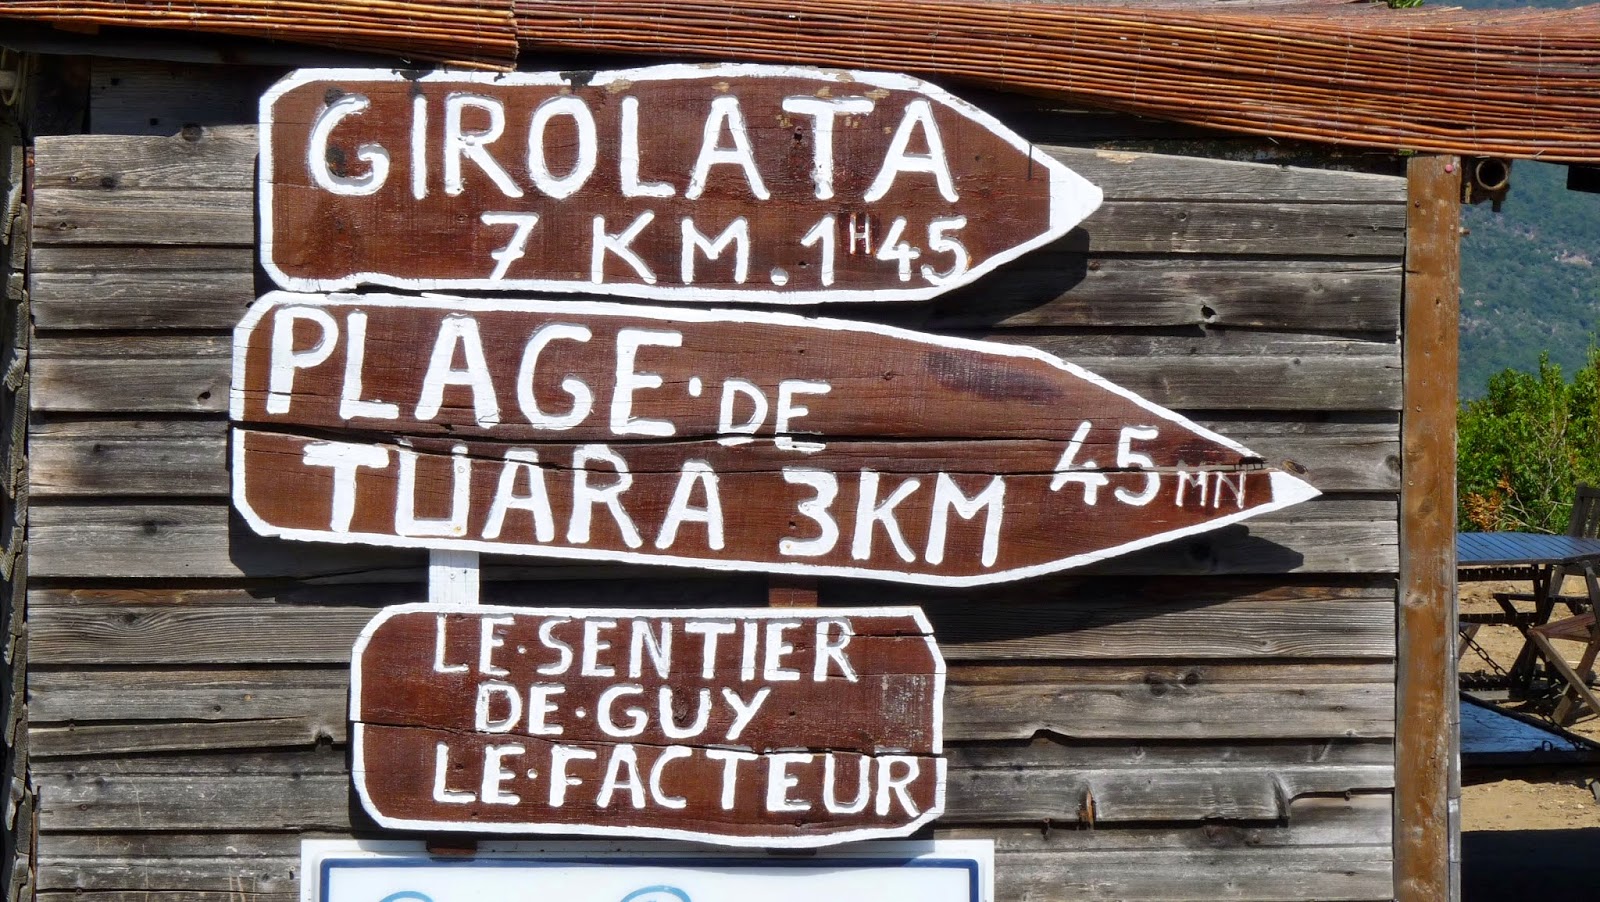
[230,291,1321,588]
[348,602,946,846]
[301,838,995,902]
[258,62,1103,303]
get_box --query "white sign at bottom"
[301,840,993,902]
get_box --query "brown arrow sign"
[351,604,944,845]
[259,64,1101,303]
[230,292,1319,586]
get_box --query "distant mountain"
[1460,162,1600,397]
[1456,0,1600,397]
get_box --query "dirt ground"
[1458,579,1600,899]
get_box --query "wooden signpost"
[258,64,1102,303]
[350,604,944,845]
[230,291,1319,586]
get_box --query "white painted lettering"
[598,685,647,738]
[1114,425,1160,506]
[659,687,711,740]
[655,461,724,550]
[762,621,801,681]
[780,96,875,200]
[301,441,388,532]
[308,94,389,196]
[863,99,957,203]
[596,744,646,808]
[717,379,768,443]
[814,619,858,682]
[549,744,598,806]
[686,96,770,201]
[874,755,922,816]
[620,96,674,198]
[926,473,1006,567]
[766,753,814,813]
[395,445,471,538]
[478,615,514,677]
[823,754,871,814]
[526,94,597,200]
[852,470,920,563]
[611,328,682,437]
[581,619,618,677]
[649,746,691,809]
[781,468,840,557]
[628,619,673,679]
[474,681,522,732]
[415,315,501,428]
[444,93,522,198]
[591,212,657,284]
[1051,420,1109,504]
[536,618,574,675]
[268,306,338,415]
[685,621,735,678]
[705,748,759,810]
[338,311,399,421]
[517,324,594,430]
[432,741,475,804]
[526,684,565,736]
[680,217,750,285]
[722,686,770,741]
[433,613,469,674]
[480,743,525,805]
[567,444,643,548]
[482,449,555,542]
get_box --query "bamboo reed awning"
[7,0,1600,161]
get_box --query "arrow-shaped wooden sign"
[259,64,1101,303]
[230,292,1318,586]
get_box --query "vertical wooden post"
[768,575,819,608]
[428,549,479,606]
[1396,154,1461,902]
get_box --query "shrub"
[1458,350,1600,532]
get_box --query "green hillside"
[1460,162,1600,397]
[1456,0,1600,398]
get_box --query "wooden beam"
[1395,155,1461,902]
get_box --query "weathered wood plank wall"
[23,59,1405,901]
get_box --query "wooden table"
[1457,532,1600,690]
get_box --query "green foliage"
[1458,351,1600,532]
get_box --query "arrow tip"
[1049,160,1105,235]
[1269,469,1322,509]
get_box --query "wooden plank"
[29,265,256,332]
[34,127,257,190]
[29,332,1400,414]
[25,415,1400,499]
[1395,155,1462,902]
[30,420,228,497]
[35,797,1393,901]
[29,253,1400,334]
[1044,146,1406,204]
[88,60,278,136]
[908,259,1403,333]
[30,187,254,246]
[27,586,1395,665]
[30,743,1391,831]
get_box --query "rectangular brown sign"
[231,292,1319,586]
[259,64,1101,302]
[351,604,944,845]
